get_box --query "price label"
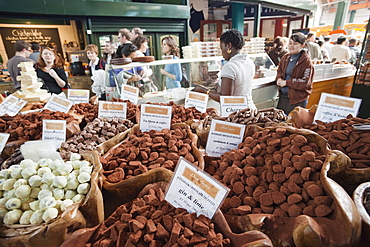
[0,133,10,153]
[42,119,66,145]
[43,94,73,113]
[206,119,245,157]
[0,95,27,116]
[121,84,139,105]
[184,91,208,113]
[98,101,127,119]
[68,89,90,104]
[220,96,248,117]
[165,158,230,219]
[314,93,362,123]
[140,104,172,132]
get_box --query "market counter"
[67,75,93,95]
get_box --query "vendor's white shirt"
[330,45,352,62]
[220,53,256,109]
[89,59,99,77]
[322,42,333,55]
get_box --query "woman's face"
[220,42,231,61]
[288,39,305,54]
[140,41,148,53]
[161,40,170,55]
[42,49,55,64]
[87,51,98,61]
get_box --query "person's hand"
[160,68,166,75]
[193,84,208,94]
[277,78,287,87]
[128,75,141,82]
[48,69,58,79]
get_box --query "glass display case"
[200,20,231,42]
[105,53,277,109]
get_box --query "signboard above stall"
[0,27,62,59]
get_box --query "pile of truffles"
[206,127,333,218]
[60,118,134,159]
[101,126,197,183]
[3,110,76,141]
[305,115,370,168]
[70,103,98,123]
[82,186,231,246]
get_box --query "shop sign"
[121,85,139,105]
[0,133,10,154]
[44,94,73,113]
[42,119,66,146]
[0,95,27,116]
[0,27,61,59]
[314,93,362,123]
[68,89,89,104]
[140,104,172,132]
[184,91,208,113]
[206,119,245,157]
[220,96,248,117]
[98,101,127,119]
[165,157,230,219]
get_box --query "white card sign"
[184,91,208,113]
[98,101,127,119]
[314,93,362,123]
[140,104,172,132]
[0,133,10,153]
[0,95,27,116]
[121,84,139,105]
[68,89,90,104]
[165,158,230,219]
[42,119,66,144]
[220,96,248,117]
[206,119,245,157]
[43,94,73,113]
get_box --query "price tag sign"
[121,84,139,105]
[184,91,208,113]
[314,93,362,123]
[68,89,90,104]
[206,119,245,157]
[42,119,66,145]
[165,158,230,219]
[0,95,27,116]
[98,101,127,119]
[140,104,172,132]
[220,96,248,117]
[0,133,10,153]
[43,94,73,113]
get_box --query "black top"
[36,67,68,94]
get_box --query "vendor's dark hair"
[30,42,40,51]
[220,29,244,49]
[337,37,346,44]
[14,40,30,52]
[290,32,306,44]
[121,43,137,57]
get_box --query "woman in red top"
[275,32,314,115]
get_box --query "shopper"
[348,38,361,65]
[160,36,182,89]
[102,41,116,64]
[35,47,68,95]
[85,44,106,77]
[276,32,314,115]
[121,43,143,79]
[47,42,65,65]
[317,40,330,60]
[306,32,323,60]
[7,40,34,90]
[268,36,289,66]
[330,35,351,63]
[322,35,333,55]
[115,28,132,58]
[194,29,256,109]
[29,42,41,62]
[132,35,152,80]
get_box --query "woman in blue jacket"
[160,36,182,89]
